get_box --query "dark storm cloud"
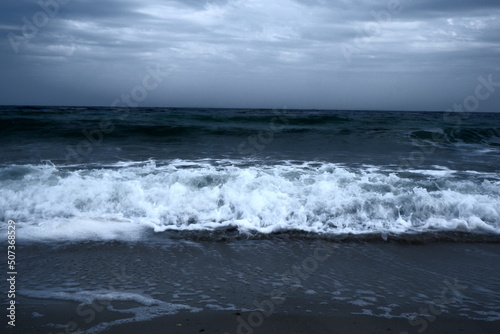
[0,0,499,110]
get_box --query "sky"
[1,0,499,111]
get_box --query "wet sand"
[11,300,500,334]
[6,239,500,333]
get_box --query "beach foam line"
[1,160,499,242]
[20,288,201,334]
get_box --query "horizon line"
[0,104,496,113]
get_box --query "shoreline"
[6,241,500,333]
[159,230,500,243]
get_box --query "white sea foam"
[1,160,499,241]
[21,288,201,333]
[21,289,161,306]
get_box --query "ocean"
[1,106,500,333]
[1,106,499,240]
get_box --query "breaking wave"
[1,160,499,242]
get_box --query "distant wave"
[410,128,500,146]
[1,107,498,150]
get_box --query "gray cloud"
[1,0,499,111]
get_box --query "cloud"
[0,0,499,110]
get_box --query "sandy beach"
[7,239,500,334]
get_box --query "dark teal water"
[1,106,499,171]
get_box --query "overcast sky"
[1,0,499,111]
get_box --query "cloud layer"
[1,0,499,110]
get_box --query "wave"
[410,128,500,146]
[2,108,499,156]
[1,160,499,242]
